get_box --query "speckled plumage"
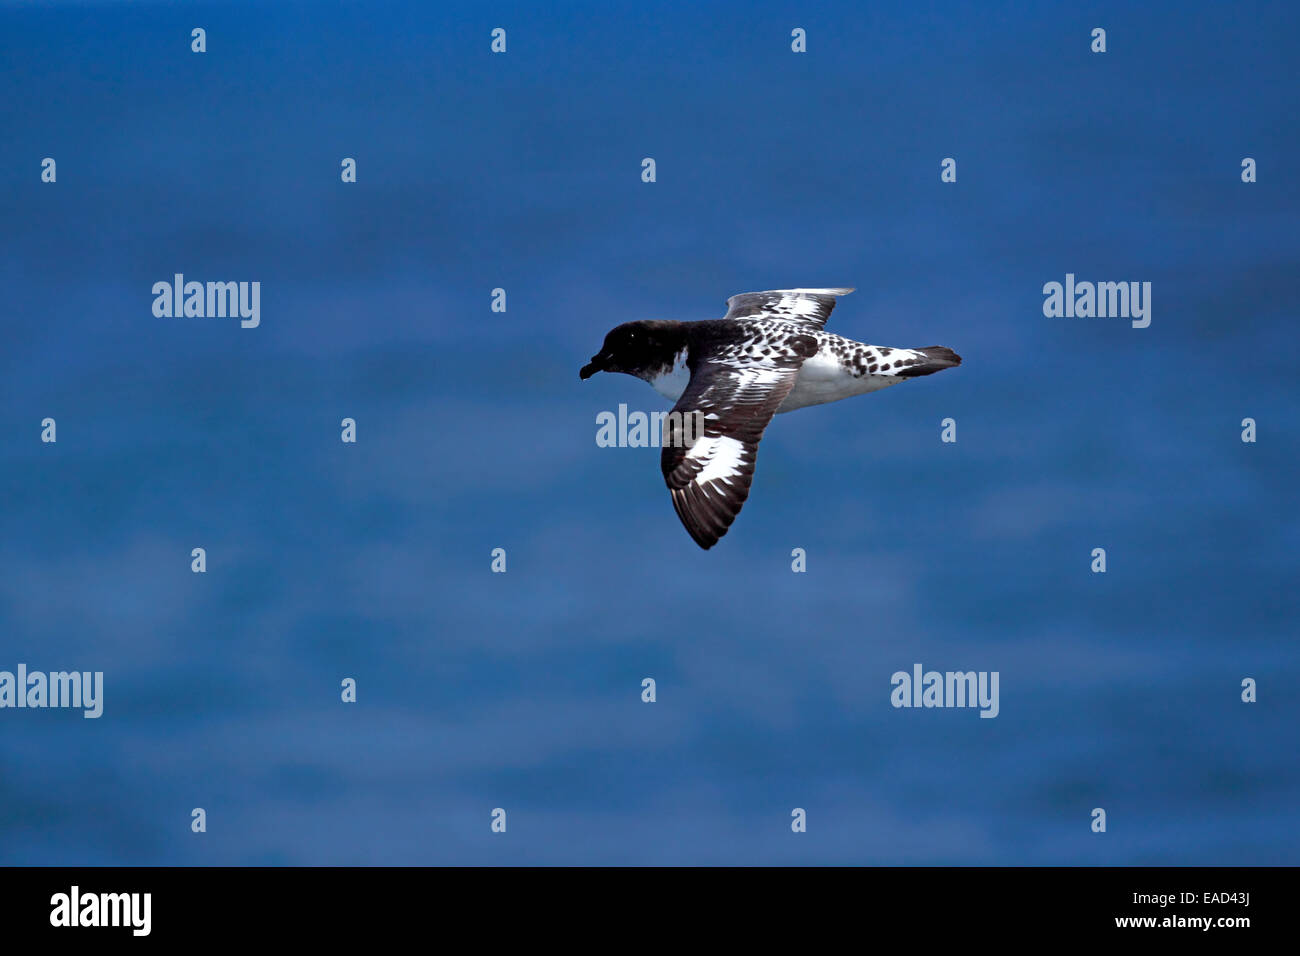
[580,288,961,549]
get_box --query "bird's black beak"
[579,355,605,379]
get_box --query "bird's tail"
[895,346,962,377]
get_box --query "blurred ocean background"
[1,0,1297,864]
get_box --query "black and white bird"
[580,288,961,549]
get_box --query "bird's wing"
[722,287,855,331]
[660,333,818,549]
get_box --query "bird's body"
[646,325,940,413]
[581,288,961,549]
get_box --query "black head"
[580,320,684,380]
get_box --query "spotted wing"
[660,335,818,549]
[722,287,855,331]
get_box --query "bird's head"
[580,320,681,380]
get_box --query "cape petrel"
[580,288,961,549]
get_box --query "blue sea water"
[1,0,1297,864]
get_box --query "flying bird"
[580,288,960,549]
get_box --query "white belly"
[645,346,900,412]
[777,350,899,413]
